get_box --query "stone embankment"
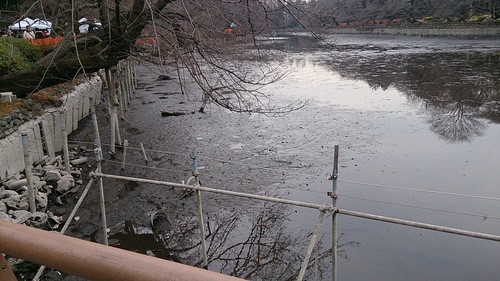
[329,27,500,37]
[0,74,102,180]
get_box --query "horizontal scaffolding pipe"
[90,172,335,212]
[0,221,246,281]
[90,172,500,242]
[338,209,500,242]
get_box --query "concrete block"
[41,113,56,158]
[72,101,79,132]
[53,111,63,152]
[0,92,14,103]
[32,123,45,163]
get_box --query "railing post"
[192,152,208,268]
[331,145,339,281]
[21,131,36,213]
[122,140,129,170]
[91,99,108,245]
[96,140,108,246]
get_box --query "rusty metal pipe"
[0,221,245,281]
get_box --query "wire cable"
[86,156,189,174]
[339,179,500,202]
[338,193,500,220]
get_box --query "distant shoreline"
[328,27,500,37]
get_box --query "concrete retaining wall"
[0,74,103,180]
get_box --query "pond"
[67,33,500,281]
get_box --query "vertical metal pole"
[106,69,117,155]
[121,140,129,170]
[21,131,36,213]
[331,145,339,281]
[91,99,108,246]
[192,152,208,268]
[115,116,122,145]
[61,115,70,172]
[126,60,133,103]
[89,97,101,157]
[94,140,108,246]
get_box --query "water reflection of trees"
[428,99,486,142]
[323,51,500,142]
[141,201,357,280]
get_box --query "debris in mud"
[109,217,181,262]
[161,111,195,117]
[156,75,174,81]
[153,92,181,95]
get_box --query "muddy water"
[65,34,500,281]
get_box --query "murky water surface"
[69,34,499,280]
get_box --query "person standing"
[23,26,35,40]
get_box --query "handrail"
[0,221,246,281]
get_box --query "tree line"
[300,0,499,27]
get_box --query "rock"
[5,196,20,209]
[46,156,62,166]
[33,180,47,190]
[32,164,45,176]
[56,175,75,193]
[36,192,48,208]
[17,197,30,211]
[39,185,54,195]
[0,212,11,222]
[45,170,62,181]
[11,210,31,224]
[0,190,19,199]
[0,201,6,213]
[48,211,64,225]
[69,157,88,166]
[60,170,71,176]
[43,164,57,173]
[29,212,48,227]
[71,169,82,178]
[6,179,27,190]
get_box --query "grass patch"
[0,100,25,117]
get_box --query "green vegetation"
[0,37,43,76]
